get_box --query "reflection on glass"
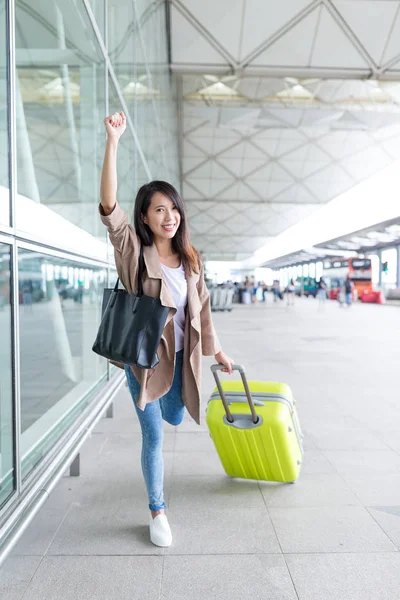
[87,0,104,37]
[108,0,179,188]
[0,244,14,507]
[108,75,137,214]
[0,1,10,226]
[18,248,107,479]
[15,0,106,241]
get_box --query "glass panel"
[108,0,136,116]
[108,0,179,189]
[18,248,107,479]
[0,243,14,506]
[108,75,137,215]
[87,0,104,38]
[15,0,107,251]
[0,0,10,227]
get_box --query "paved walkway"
[1,298,400,599]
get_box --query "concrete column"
[377,249,382,288]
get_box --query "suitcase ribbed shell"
[206,380,303,482]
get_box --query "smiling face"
[142,192,181,242]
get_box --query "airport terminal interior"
[1,1,400,598]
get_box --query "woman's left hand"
[214,350,235,374]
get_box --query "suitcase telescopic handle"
[211,364,259,424]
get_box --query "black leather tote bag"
[92,245,169,368]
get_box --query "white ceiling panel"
[217,183,259,200]
[177,0,243,60]
[183,139,205,157]
[183,156,208,173]
[185,161,213,178]
[240,0,313,60]
[310,7,369,68]
[380,135,400,159]
[212,136,242,154]
[252,8,319,66]
[333,1,399,65]
[378,5,400,65]
[171,4,226,64]
[209,178,235,196]
[184,136,213,154]
[211,161,235,179]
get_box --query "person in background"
[272,279,280,303]
[262,281,268,303]
[287,278,295,306]
[317,277,327,309]
[250,276,258,303]
[344,275,354,307]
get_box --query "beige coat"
[99,202,221,424]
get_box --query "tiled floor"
[1,298,399,599]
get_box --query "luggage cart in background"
[210,284,234,312]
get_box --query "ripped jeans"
[124,350,185,511]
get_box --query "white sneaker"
[149,514,172,547]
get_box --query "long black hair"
[133,181,200,274]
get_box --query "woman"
[99,111,234,548]
[287,278,295,306]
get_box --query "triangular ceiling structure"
[171,0,400,260]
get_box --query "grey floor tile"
[81,432,175,479]
[20,556,163,600]
[165,507,279,554]
[323,450,400,476]
[297,451,338,475]
[368,506,400,549]
[174,432,214,453]
[269,506,397,553]
[173,450,226,476]
[11,506,70,557]
[168,476,265,510]
[11,478,86,556]
[260,473,361,508]
[342,474,400,506]
[46,479,164,556]
[177,416,208,433]
[286,553,400,600]
[307,423,390,451]
[0,556,42,600]
[162,554,297,600]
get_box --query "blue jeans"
[124,350,185,511]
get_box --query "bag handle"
[112,245,145,296]
[210,364,258,424]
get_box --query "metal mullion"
[104,0,109,117]
[16,238,109,268]
[6,0,22,499]
[104,0,110,381]
[0,232,14,245]
[10,241,21,498]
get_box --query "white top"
[161,263,188,352]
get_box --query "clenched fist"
[104,111,126,140]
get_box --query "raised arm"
[100,112,126,216]
[99,112,138,257]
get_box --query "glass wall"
[18,248,107,479]
[0,0,179,513]
[0,242,13,507]
[0,1,9,227]
[15,0,107,245]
